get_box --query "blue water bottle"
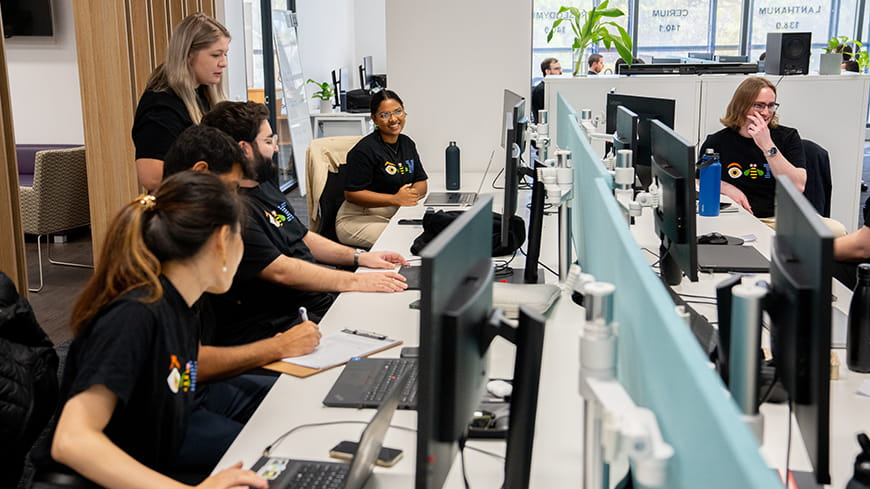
[698,148,721,217]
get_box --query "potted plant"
[307,79,335,113]
[821,36,860,75]
[546,1,633,76]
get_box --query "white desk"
[631,201,870,488]
[216,169,580,487]
[310,112,372,138]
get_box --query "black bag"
[345,89,372,113]
[410,210,525,257]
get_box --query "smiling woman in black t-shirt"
[40,172,267,489]
[336,90,428,248]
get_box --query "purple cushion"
[16,144,80,184]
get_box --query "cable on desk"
[458,435,472,489]
[518,248,558,278]
[676,292,717,301]
[683,300,718,307]
[783,399,794,488]
[491,167,505,190]
[262,421,418,457]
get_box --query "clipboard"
[263,328,403,378]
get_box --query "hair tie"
[137,194,157,211]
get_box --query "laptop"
[323,357,418,410]
[251,375,408,489]
[697,244,770,273]
[422,150,494,207]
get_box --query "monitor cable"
[518,247,558,278]
[783,399,794,488]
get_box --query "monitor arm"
[579,281,674,488]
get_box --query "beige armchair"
[19,146,92,292]
[305,136,361,242]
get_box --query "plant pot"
[820,52,842,75]
[572,47,589,77]
[319,99,333,114]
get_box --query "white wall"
[353,0,386,75]
[5,0,83,144]
[297,0,356,103]
[386,0,532,176]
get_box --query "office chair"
[305,136,362,242]
[801,139,832,217]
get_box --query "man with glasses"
[531,57,562,124]
[699,77,807,220]
[197,101,410,347]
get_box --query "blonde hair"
[146,13,230,123]
[720,77,779,131]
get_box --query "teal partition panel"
[556,93,779,488]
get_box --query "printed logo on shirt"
[727,162,743,179]
[383,159,416,176]
[384,161,398,175]
[743,163,767,180]
[166,354,197,394]
[264,209,286,228]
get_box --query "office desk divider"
[556,93,780,488]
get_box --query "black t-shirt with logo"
[344,131,428,194]
[209,182,334,346]
[700,125,805,218]
[131,87,209,161]
[44,277,200,474]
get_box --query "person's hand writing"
[393,184,421,206]
[720,181,752,214]
[272,321,321,357]
[352,271,408,292]
[358,251,410,269]
[195,462,267,489]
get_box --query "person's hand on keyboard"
[358,250,410,269]
[274,321,322,357]
[196,461,267,489]
[352,271,408,293]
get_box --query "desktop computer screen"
[767,177,832,485]
[416,195,546,489]
[613,105,639,169]
[605,94,675,188]
[650,119,698,285]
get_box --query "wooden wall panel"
[167,0,185,32]
[129,0,155,97]
[151,0,170,67]
[0,27,28,292]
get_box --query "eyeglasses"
[751,102,780,112]
[376,108,405,121]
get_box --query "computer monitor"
[501,95,528,250]
[501,89,523,148]
[766,177,832,485]
[649,119,698,285]
[605,93,676,188]
[652,57,683,64]
[359,55,373,90]
[331,69,341,109]
[613,105,639,169]
[715,55,749,63]
[688,52,714,60]
[417,195,546,489]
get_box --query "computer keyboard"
[284,462,348,489]
[363,358,417,406]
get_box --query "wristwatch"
[764,146,778,158]
[353,248,364,267]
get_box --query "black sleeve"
[863,196,870,227]
[344,144,378,192]
[531,83,544,122]
[409,140,428,183]
[236,207,283,282]
[70,302,156,406]
[132,105,190,161]
[780,127,806,169]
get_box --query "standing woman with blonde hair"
[32,172,267,489]
[132,13,230,191]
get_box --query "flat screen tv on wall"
[1,0,54,38]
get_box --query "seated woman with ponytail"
[33,172,268,489]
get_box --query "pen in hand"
[299,306,309,322]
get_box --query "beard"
[252,149,277,183]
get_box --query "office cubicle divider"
[557,94,780,488]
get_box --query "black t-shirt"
[132,87,208,161]
[209,182,335,346]
[40,277,200,474]
[699,125,805,218]
[344,131,427,195]
[531,82,544,124]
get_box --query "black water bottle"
[445,141,460,191]
[847,264,870,372]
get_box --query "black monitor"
[501,89,523,148]
[417,196,546,489]
[652,57,683,64]
[715,54,749,63]
[650,119,698,285]
[501,94,528,250]
[331,69,342,109]
[359,55,373,90]
[1,0,53,37]
[766,177,832,485]
[688,52,714,60]
[605,94,676,188]
[613,105,639,169]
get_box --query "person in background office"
[336,90,429,249]
[833,197,870,288]
[844,60,860,73]
[132,13,230,191]
[199,101,409,345]
[34,172,267,489]
[531,57,562,123]
[588,53,604,75]
[699,77,806,221]
[613,57,644,74]
[162,125,324,362]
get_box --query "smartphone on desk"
[329,440,404,467]
[398,218,423,225]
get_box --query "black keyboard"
[284,462,348,489]
[363,359,417,406]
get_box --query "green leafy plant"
[854,50,870,72]
[306,79,335,101]
[824,35,861,54]
[546,1,633,76]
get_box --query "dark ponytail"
[71,171,241,334]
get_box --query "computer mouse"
[698,232,728,245]
[486,380,513,398]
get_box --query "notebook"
[251,374,407,489]
[697,244,769,273]
[323,357,418,410]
